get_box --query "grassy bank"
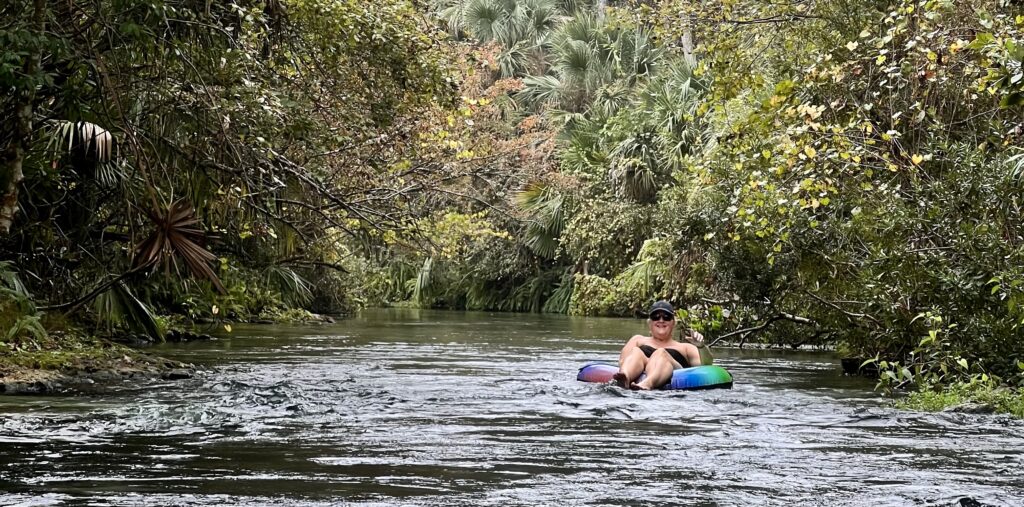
[898,384,1024,419]
[0,330,193,394]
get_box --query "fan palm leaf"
[543,267,575,313]
[518,74,566,109]
[464,0,506,42]
[516,182,566,259]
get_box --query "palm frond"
[1008,152,1024,185]
[0,261,31,298]
[543,267,575,313]
[265,265,314,307]
[94,281,163,341]
[609,156,658,204]
[413,256,435,305]
[517,74,566,109]
[557,39,596,82]
[557,11,601,46]
[133,199,227,294]
[45,120,114,163]
[465,0,506,42]
[516,182,567,258]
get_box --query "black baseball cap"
[648,300,675,318]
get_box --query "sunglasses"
[650,312,674,322]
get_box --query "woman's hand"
[690,330,704,343]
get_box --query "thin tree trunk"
[0,0,44,234]
[681,23,696,68]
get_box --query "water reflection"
[1,309,1023,506]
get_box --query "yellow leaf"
[212,305,219,315]
[224,324,232,333]
[876,55,887,65]
[911,154,924,165]
[846,41,858,51]
[804,146,817,158]
[852,155,862,163]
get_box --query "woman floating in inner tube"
[613,300,714,390]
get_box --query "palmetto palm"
[436,0,573,77]
[555,56,704,204]
[515,181,567,259]
[518,13,660,113]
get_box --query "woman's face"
[648,311,676,339]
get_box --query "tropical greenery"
[4,0,1024,406]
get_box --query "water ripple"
[2,310,1023,506]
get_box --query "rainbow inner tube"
[577,362,733,390]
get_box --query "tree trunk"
[0,0,44,234]
[681,22,696,69]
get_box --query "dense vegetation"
[4,0,1024,404]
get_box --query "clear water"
[1,308,1022,506]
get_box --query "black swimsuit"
[638,344,690,367]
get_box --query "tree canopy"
[4,0,1024,392]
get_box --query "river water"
[1,309,1022,506]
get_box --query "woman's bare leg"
[632,349,681,390]
[615,347,648,388]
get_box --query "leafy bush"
[569,274,633,316]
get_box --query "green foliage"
[93,282,164,342]
[516,182,569,259]
[542,267,575,313]
[2,0,462,327]
[0,261,47,346]
[899,383,1024,419]
[264,266,314,308]
[560,199,650,275]
[865,313,991,393]
[568,273,631,316]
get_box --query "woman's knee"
[650,348,671,360]
[649,348,679,368]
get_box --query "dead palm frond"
[412,256,435,305]
[133,199,227,294]
[46,120,114,164]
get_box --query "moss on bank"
[897,384,1024,418]
[0,331,192,394]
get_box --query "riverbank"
[0,309,337,395]
[0,332,195,394]
[898,384,1024,418]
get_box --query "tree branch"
[708,312,816,347]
